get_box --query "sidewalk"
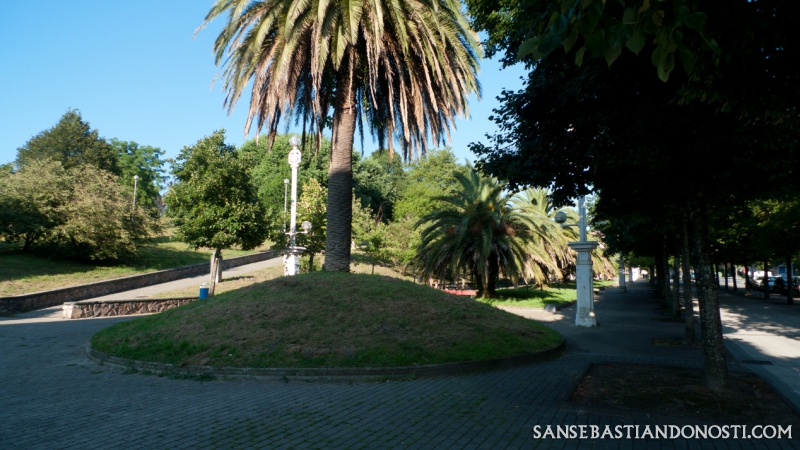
[716,287,800,412]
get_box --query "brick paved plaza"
[1,282,797,449]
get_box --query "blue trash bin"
[199,286,209,299]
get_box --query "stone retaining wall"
[62,297,197,319]
[1,250,276,316]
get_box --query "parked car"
[754,276,781,291]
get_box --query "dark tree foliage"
[16,110,119,175]
[466,0,799,121]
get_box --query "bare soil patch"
[568,363,799,425]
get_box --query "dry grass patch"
[91,272,563,368]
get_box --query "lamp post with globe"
[555,196,599,326]
[284,136,312,276]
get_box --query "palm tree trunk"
[681,215,694,343]
[687,199,728,391]
[324,48,358,272]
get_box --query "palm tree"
[200,0,481,271]
[513,188,617,282]
[415,168,540,298]
[511,188,571,284]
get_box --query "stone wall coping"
[86,340,565,382]
[66,297,198,305]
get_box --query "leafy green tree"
[111,139,166,211]
[0,160,71,251]
[471,31,799,389]
[353,151,404,223]
[296,178,328,272]
[415,167,539,298]
[202,0,481,271]
[394,148,464,221]
[41,165,159,261]
[0,159,157,260]
[164,130,269,295]
[15,110,118,174]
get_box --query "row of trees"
[0,110,163,261]
[464,0,800,391]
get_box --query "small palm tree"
[415,168,539,298]
[511,188,571,285]
[513,188,617,282]
[201,0,481,272]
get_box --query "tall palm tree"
[200,0,481,271]
[415,168,540,298]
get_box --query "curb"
[85,340,565,382]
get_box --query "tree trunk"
[487,254,499,297]
[731,264,738,292]
[681,216,695,343]
[308,252,315,272]
[687,199,728,391]
[764,260,770,300]
[744,261,750,295]
[661,247,671,300]
[723,263,729,290]
[744,261,751,293]
[208,248,220,296]
[216,251,223,284]
[324,48,358,272]
[714,264,720,289]
[672,242,681,319]
[787,256,793,305]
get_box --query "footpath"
[0,279,797,449]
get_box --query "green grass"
[0,235,271,296]
[91,272,563,368]
[478,280,615,308]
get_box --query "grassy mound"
[92,272,563,368]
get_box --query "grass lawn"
[91,271,564,368]
[479,280,616,309]
[0,235,271,296]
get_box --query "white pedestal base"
[569,241,599,327]
[283,247,306,276]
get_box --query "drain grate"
[740,359,773,365]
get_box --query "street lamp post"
[555,196,599,327]
[132,175,139,212]
[283,178,289,232]
[283,136,312,276]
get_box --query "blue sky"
[0,0,527,167]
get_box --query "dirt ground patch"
[568,363,799,425]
